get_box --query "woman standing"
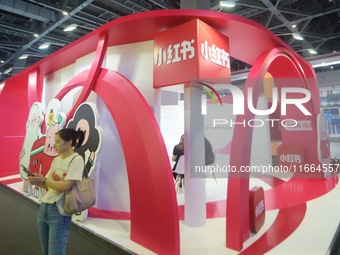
[28,128,85,255]
[172,134,184,187]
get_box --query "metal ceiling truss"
[0,0,340,80]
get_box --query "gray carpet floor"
[0,183,132,255]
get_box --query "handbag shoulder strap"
[67,154,79,169]
[68,154,88,178]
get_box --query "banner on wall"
[319,89,340,138]
[19,101,101,205]
[153,18,231,88]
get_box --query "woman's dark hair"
[56,128,85,149]
[177,134,184,152]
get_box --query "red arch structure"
[94,69,180,254]
[53,33,179,254]
[227,47,320,250]
[55,67,179,255]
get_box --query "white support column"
[179,0,209,228]
[184,83,206,227]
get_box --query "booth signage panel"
[197,20,231,83]
[153,19,230,88]
[249,186,265,233]
[277,144,305,168]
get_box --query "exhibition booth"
[0,9,339,255]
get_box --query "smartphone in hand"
[21,165,34,177]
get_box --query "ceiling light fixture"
[63,24,95,32]
[295,48,317,55]
[38,42,51,49]
[308,49,317,54]
[292,33,304,40]
[3,66,25,74]
[276,32,304,40]
[4,67,12,74]
[38,42,65,49]
[18,54,46,60]
[219,0,236,8]
[312,60,340,68]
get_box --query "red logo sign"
[249,186,265,233]
[277,144,305,168]
[153,19,230,88]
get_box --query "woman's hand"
[28,173,45,186]
[52,172,61,181]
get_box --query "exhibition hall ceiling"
[0,0,339,82]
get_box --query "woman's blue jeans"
[37,203,72,255]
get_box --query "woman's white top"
[41,153,84,208]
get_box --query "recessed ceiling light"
[292,33,303,40]
[64,24,78,32]
[308,49,317,54]
[38,42,65,49]
[63,24,94,32]
[39,42,51,49]
[4,67,12,74]
[313,61,340,68]
[219,1,236,8]
[276,32,304,40]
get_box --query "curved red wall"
[0,9,321,254]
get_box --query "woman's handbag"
[64,177,95,214]
[63,156,95,214]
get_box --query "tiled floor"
[2,142,340,254]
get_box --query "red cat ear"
[63,173,67,176]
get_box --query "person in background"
[28,128,85,255]
[205,137,215,165]
[172,134,184,187]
